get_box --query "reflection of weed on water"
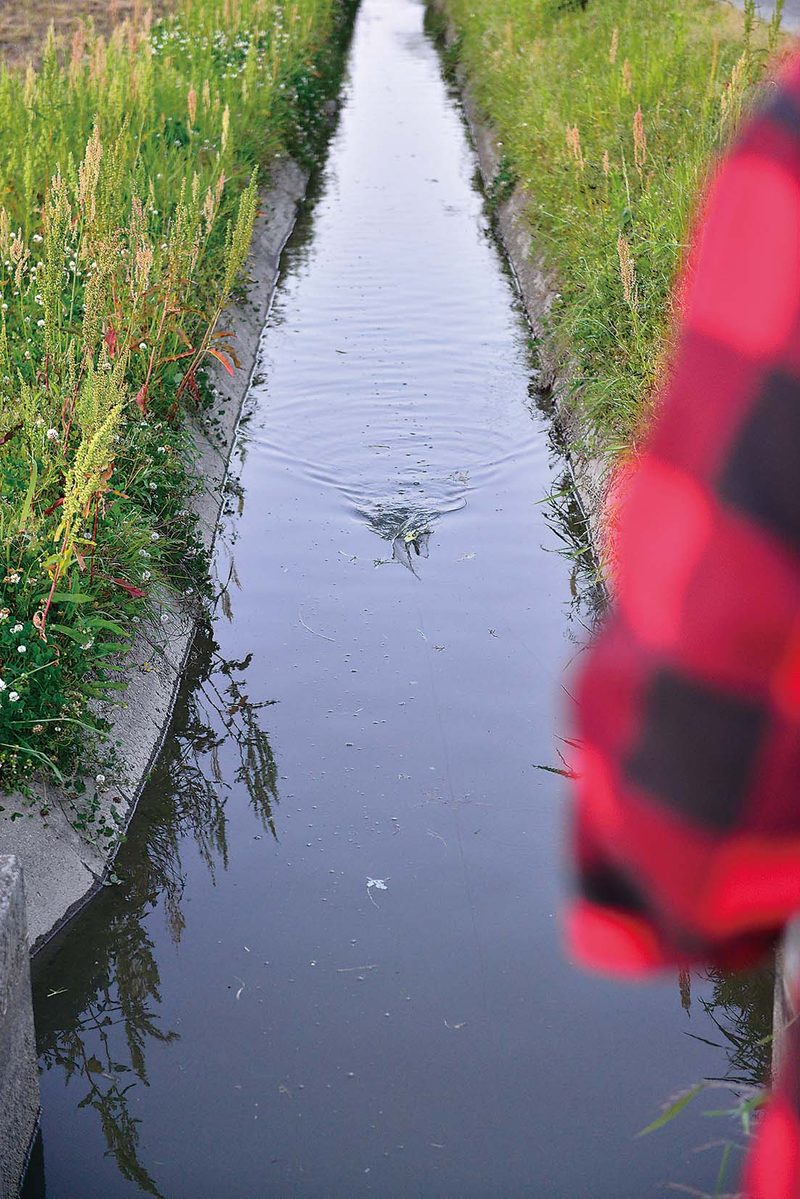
[637,966,774,1197]
[31,621,281,1195]
[542,470,605,631]
[690,968,775,1089]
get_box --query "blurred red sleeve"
[568,55,800,978]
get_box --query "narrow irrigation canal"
[24,2,772,1196]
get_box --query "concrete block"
[0,857,39,1199]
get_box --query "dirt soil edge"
[0,157,311,955]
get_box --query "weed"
[0,0,356,822]
[436,0,784,455]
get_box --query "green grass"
[433,0,785,458]
[0,0,357,828]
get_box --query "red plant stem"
[89,498,100,585]
[40,539,66,638]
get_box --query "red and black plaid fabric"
[568,54,800,1197]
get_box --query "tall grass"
[436,0,785,455]
[0,0,355,819]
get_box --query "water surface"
[28,2,771,1195]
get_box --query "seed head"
[617,233,638,311]
[633,106,647,170]
[609,28,619,65]
[565,124,585,171]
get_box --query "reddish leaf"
[207,347,235,376]
[110,577,147,598]
[135,385,148,414]
[43,496,64,517]
[104,327,118,357]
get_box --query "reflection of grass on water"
[31,622,280,1195]
[638,965,774,1197]
[694,967,775,1089]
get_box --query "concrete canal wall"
[0,857,39,1199]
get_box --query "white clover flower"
[8,691,19,702]
[46,428,59,440]
[4,573,20,584]
[148,482,157,491]
[142,570,152,581]
[17,645,26,653]
[32,234,43,244]
[150,532,160,541]
[82,640,94,650]
[10,623,23,634]
[0,678,6,691]
[95,773,106,785]
[37,319,45,328]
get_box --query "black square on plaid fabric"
[579,863,649,915]
[625,669,766,831]
[719,369,800,549]
[761,88,800,143]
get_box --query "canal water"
[26,1,772,1196]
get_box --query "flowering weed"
[0,0,356,809]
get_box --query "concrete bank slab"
[0,857,39,1199]
[0,157,311,953]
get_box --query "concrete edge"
[428,0,609,568]
[0,156,311,955]
[0,856,40,1199]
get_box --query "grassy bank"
[0,0,356,825]
[432,0,785,460]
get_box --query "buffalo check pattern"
[569,55,800,1197]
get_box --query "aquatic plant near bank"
[0,0,356,821]
[433,0,785,455]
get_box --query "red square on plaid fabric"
[616,455,713,651]
[683,154,800,358]
[649,331,764,481]
[675,506,800,693]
